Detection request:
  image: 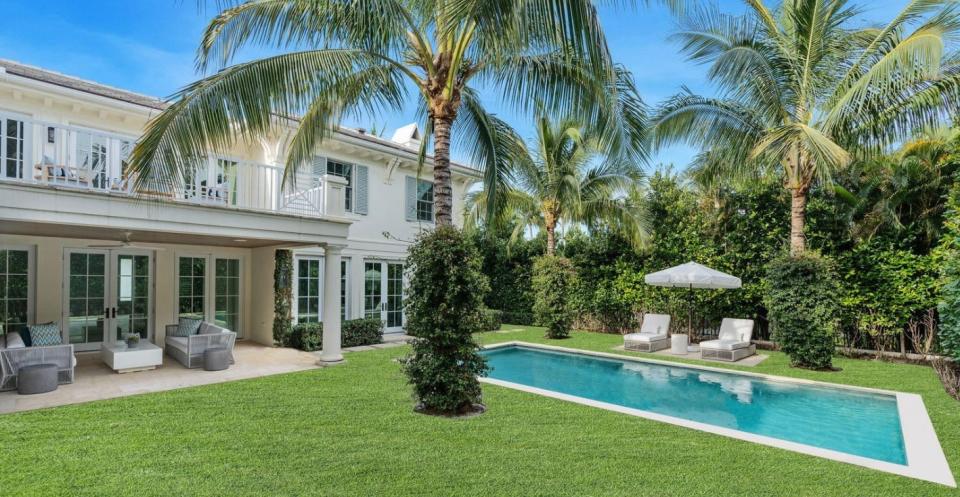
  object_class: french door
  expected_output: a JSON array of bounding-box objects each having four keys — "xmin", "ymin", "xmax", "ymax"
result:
[
  {"xmin": 363, "ymin": 261, "xmax": 404, "ymax": 333},
  {"xmin": 64, "ymin": 249, "xmax": 153, "ymax": 352},
  {"xmin": 183, "ymin": 157, "xmax": 239, "ymax": 204},
  {"xmin": 0, "ymin": 112, "xmax": 30, "ymax": 180},
  {"xmin": 176, "ymin": 255, "xmax": 242, "ymax": 334}
]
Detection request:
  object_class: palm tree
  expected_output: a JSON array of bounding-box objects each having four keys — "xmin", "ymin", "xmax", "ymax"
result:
[
  {"xmin": 834, "ymin": 128, "xmax": 960, "ymax": 252},
  {"xmin": 128, "ymin": 0, "xmax": 656, "ymax": 226},
  {"xmin": 466, "ymin": 115, "xmax": 649, "ymax": 255},
  {"xmin": 652, "ymin": 0, "xmax": 960, "ymax": 255}
]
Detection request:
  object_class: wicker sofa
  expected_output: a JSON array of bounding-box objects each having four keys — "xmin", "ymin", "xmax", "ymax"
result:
[
  {"xmin": 164, "ymin": 322, "xmax": 237, "ymax": 369},
  {"xmin": 0, "ymin": 331, "xmax": 76, "ymax": 391}
]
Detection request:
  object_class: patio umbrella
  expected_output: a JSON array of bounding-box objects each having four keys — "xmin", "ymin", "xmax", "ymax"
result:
[{"xmin": 644, "ymin": 262, "xmax": 741, "ymax": 337}]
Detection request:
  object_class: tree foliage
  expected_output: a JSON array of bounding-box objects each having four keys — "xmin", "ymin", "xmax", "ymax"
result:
[
  {"xmin": 938, "ymin": 176, "xmax": 960, "ymax": 361},
  {"xmin": 402, "ymin": 226, "xmax": 489, "ymax": 414}
]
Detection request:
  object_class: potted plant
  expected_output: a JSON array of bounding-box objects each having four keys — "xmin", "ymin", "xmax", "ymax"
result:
[{"xmin": 125, "ymin": 333, "xmax": 140, "ymax": 349}]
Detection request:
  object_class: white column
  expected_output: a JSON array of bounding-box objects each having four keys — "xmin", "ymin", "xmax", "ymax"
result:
[{"xmin": 319, "ymin": 244, "xmax": 345, "ymax": 363}]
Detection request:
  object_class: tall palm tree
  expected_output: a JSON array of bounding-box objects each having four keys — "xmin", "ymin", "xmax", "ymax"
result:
[
  {"xmin": 466, "ymin": 115, "xmax": 649, "ymax": 255},
  {"xmin": 652, "ymin": 0, "xmax": 960, "ymax": 255},
  {"xmin": 128, "ymin": 0, "xmax": 656, "ymax": 226}
]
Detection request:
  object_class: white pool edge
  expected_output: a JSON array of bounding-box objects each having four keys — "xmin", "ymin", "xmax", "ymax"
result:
[{"xmin": 480, "ymin": 341, "xmax": 956, "ymax": 487}]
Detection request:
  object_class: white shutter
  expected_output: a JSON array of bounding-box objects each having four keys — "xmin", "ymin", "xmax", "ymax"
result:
[
  {"xmin": 405, "ymin": 175, "xmax": 417, "ymax": 221},
  {"xmin": 354, "ymin": 165, "xmax": 369, "ymax": 215}
]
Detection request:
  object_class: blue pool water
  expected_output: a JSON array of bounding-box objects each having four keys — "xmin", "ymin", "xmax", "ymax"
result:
[{"xmin": 481, "ymin": 345, "xmax": 906, "ymax": 464}]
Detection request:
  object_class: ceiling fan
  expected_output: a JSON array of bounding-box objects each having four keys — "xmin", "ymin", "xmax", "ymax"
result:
[{"xmin": 88, "ymin": 231, "xmax": 166, "ymax": 251}]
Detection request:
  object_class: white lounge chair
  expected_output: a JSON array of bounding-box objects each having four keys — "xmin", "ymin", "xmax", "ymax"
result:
[
  {"xmin": 700, "ymin": 318, "xmax": 755, "ymax": 362},
  {"xmin": 623, "ymin": 314, "xmax": 671, "ymax": 352}
]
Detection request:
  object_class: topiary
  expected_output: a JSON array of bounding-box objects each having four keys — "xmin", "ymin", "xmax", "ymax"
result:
[
  {"xmin": 273, "ymin": 250, "xmax": 294, "ymax": 346},
  {"xmin": 764, "ymin": 253, "xmax": 840, "ymax": 369},
  {"xmin": 401, "ymin": 226, "xmax": 490, "ymax": 415},
  {"xmin": 532, "ymin": 255, "xmax": 578, "ymax": 339}
]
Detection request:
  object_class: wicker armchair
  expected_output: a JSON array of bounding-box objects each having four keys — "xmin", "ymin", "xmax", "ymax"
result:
[
  {"xmin": 164, "ymin": 322, "xmax": 237, "ymax": 369},
  {"xmin": 0, "ymin": 344, "xmax": 76, "ymax": 391}
]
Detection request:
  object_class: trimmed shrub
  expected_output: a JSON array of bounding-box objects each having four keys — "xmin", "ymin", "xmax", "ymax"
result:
[
  {"xmin": 289, "ymin": 318, "xmax": 385, "ymax": 352},
  {"xmin": 344, "ymin": 317, "xmax": 384, "ymax": 345},
  {"xmin": 501, "ymin": 311, "xmax": 534, "ymax": 325},
  {"xmin": 480, "ymin": 309, "xmax": 503, "ymax": 331},
  {"xmin": 401, "ymin": 226, "xmax": 490, "ymax": 415},
  {"xmin": 532, "ymin": 255, "xmax": 578, "ymax": 339},
  {"xmin": 290, "ymin": 322, "xmax": 322, "ymax": 351},
  {"xmin": 764, "ymin": 253, "xmax": 840, "ymax": 369}
]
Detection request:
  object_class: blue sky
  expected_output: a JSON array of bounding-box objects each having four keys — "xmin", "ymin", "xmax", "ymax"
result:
[{"xmin": 0, "ymin": 0, "xmax": 908, "ymax": 167}]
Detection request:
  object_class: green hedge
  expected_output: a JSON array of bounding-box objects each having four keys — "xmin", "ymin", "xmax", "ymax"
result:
[
  {"xmin": 533, "ymin": 255, "xmax": 578, "ymax": 339},
  {"xmin": 939, "ymin": 178, "xmax": 960, "ymax": 361},
  {"xmin": 289, "ymin": 317, "xmax": 384, "ymax": 352},
  {"xmin": 764, "ymin": 254, "xmax": 840, "ymax": 369},
  {"xmin": 480, "ymin": 309, "xmax": 503, "ymax": 331}
]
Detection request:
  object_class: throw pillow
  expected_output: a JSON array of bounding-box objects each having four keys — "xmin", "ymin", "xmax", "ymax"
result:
[
  {"xmin": 29, "ymin": 322, "xmax": 62, "ymax": 346},
  {"xmin": 172, "ymin": 317, "xmax": 203, "ymax": 337}
]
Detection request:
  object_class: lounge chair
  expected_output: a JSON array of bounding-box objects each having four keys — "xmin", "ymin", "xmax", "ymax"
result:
[
  {"xmin": 700, "ymin": 318, "xmax": 756, "ymax": 362},
  {"xmin": 623, "ymin": 314, "xmax": 671, "ymax": 352}
]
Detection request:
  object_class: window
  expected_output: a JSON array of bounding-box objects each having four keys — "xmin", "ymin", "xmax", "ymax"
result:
[
  {"xmin": 215, "ymin": 258, "xmax": 241, "ymax": 331},
  {"xmin": 3, "ymin": 118, "xmax": 26, "ymax": 180},
  {"xmin": 296, "ymin": 258, "xmax": 321, "ymax": 323},
  {"xmin": 340, "ymin": 259, "xmax": 350, "ymax": 321},
  {"xmin": 215, "ymin": 158, "xmax": 238, "ymax": 205},
  {"xmin": 178, "ymin": 257, "xmax": 206, "ymax": 319},
  {"xmin": 0, "ymin": 249, "xmax": 30, "ymax": 335},
  {"xmin": 326, "ymin": 160, "xmax": 353, "ymax": 212},
  {"xmin": 416, "ymin": 179, "xmax": 434, "ymax": 222}
]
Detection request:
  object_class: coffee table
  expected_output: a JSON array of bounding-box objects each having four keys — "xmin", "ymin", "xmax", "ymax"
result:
[{"xmin": 101, "ymin": 342, "xmax": 163, "ymax": 373}]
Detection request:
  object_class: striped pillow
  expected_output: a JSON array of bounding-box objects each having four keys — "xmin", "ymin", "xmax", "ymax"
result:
[
  {"xmin": 29, "ymin": 322, "xmax": 62, "ymax": 346},
  {"xmin": 171, "ymin": 317, "xmax": 203, "ymax": 337}
]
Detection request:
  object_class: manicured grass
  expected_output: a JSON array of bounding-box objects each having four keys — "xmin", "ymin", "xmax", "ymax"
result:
[{"xmin": 3, "ymin": 325, "xmax": 958, "ymax": 496}]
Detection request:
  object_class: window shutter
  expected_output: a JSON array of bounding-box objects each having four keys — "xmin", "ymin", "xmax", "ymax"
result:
[
  {"xmin": 309, "ymin": 155, "xmax": 326, "ymax": 188},
  {"xmin": 405, "ymin": 175, "xmax": 417, "ymax": 221},
  {"xmin": 354, "ymin": 165, "xmax": 369, "ymax": 215}
]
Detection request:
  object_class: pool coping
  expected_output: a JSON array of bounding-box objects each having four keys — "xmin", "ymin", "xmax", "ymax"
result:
[{"xmin": 480, "ymin": 341, "xmax": 955, "ymax": 487}]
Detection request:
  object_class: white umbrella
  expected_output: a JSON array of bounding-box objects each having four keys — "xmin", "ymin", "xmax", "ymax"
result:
[{"xmin": 644, "ymin": 261, "xmax": 741, "ymax": 336}]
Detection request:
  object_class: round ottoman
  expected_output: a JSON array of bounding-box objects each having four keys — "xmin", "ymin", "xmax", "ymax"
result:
[
  {"xmin": 18, "ymin": 363, "xmax": 59, "ymax": 395},
  {"xmin": 203, "ymin": 347, "xmax": 231, "ymax": 371}
]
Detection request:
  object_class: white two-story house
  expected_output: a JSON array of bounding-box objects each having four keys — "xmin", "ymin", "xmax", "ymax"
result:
[{"xmin": 0, "ymin": 59, "xmax": 478, "ymax": 360}]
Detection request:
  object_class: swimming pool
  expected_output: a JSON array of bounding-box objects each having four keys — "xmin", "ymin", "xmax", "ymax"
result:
[{"xmin": 479, "ymin": 343, "xmax": 955, "ymax": 486}]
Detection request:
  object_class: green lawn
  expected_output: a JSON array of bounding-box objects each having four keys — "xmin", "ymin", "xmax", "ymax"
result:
[{"xmin": 3, "ymin": 325, "xmax": 958, "ymax": 496}]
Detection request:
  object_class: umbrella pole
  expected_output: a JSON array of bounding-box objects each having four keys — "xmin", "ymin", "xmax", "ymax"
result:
[{"xmin": 687, "ymin": 284, "xmax": 693, "ymax": 341}]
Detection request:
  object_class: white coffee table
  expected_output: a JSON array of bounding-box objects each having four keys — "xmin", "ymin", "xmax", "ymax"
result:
[
  {"xmin": 101, "ymin": 342, "xmax": 163, "ymax": 373},
  {"xmin": 671, "ymin": 334, "xmax": 689, "ymax": 355}
]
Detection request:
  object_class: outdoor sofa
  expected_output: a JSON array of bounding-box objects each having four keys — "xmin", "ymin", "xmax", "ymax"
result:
[
  {"xmin": 164, "ymin": 320, "xmax": 237, "ymax": 369},
  {"xmin": 0, "ymin": 325, "xmax": 76, "ymax": 391}
]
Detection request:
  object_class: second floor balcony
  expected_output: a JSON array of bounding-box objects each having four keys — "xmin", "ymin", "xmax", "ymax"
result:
[{"xmin": 0, "ymin": 115, "xmax": 343, "ymax": 219}]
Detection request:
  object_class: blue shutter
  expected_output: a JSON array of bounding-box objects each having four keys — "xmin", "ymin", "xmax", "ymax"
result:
[
  {"xmin": 405, "ymin": 175, "xmax": 417, "ymax": 221},
  {"xmin": 354, "ymin": 165, "xmax": 368, "ymax": 215}
]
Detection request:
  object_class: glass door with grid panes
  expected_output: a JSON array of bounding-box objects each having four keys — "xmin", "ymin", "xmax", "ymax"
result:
[
  {"xmin": 177, "ymin": 255, "xmax": 242, "ymax": 334},
  {"xmin": 0, "ymin": 248, "xmax": 31, "ymax": 336},
  {"xmin": 363, "ymin": 261, "xmax": 404, "ymax": 333},
  {"xmin": 1, "ymin": 113, "xmax": 30, "ymax": 181},
  {"xmin": 64, "ymin": 249, "xmax": 153, "ymax": 352}
]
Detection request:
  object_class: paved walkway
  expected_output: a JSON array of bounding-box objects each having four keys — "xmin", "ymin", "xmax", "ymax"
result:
[
  {"xmin": 341, "ymin": 334, "xmax": 412, "ymax": 353},
  {"xmin": 0, "ymin": 342, "xmax": 321, "ymax": 414}
]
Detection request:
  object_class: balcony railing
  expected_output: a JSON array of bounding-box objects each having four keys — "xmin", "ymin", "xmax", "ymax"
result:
[{"xmin": 0, "ymin": 117, "xmax": 336, "ymax": 218}]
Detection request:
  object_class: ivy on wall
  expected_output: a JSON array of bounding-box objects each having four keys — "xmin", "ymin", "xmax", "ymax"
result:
[{"xmin": 273, "ymin": 249, "xmax": 293, "ymax": 346}]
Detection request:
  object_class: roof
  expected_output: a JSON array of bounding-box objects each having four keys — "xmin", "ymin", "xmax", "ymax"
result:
[
  {"xmin": 0, "ymin": 58, "xmax": 479, "ymax": 173},
  {"xmin": 0, "ymin": 58, "xmax": 167, "ymax": 110}
]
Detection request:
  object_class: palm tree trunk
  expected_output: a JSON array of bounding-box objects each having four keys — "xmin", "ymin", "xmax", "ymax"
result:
[
  {"xmin": 545, "ymin": 224, "xmax": 556, "ymax": 256},
  {"xmin": 431, "ymin": 115, "xmax": 455, "ymax": 226},
  {"xmin": 789, "ymin": 187, "xmax": 808, "ymax": 256}
]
